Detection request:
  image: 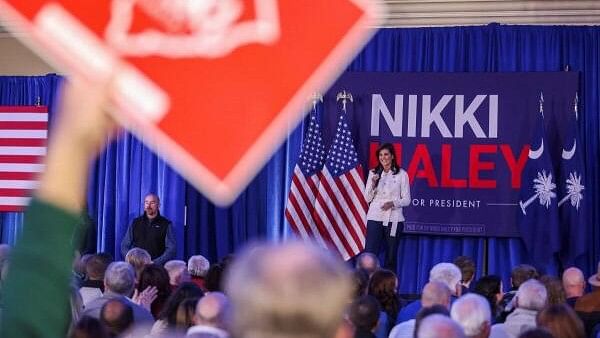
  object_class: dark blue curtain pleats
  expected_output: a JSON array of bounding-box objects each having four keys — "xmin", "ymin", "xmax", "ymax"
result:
[{"xmin": 1, "ymin": 24, "xmax": 599, "ymax": 294}]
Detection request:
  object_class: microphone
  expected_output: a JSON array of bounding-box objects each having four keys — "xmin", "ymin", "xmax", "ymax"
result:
[{"xmin": 372, "ymin": 167, "xmax": 382, "ymax": 188}]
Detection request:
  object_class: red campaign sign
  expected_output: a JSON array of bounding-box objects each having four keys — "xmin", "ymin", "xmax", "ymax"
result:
[{"xmin": 0, "ymin": 0, "xmax": 381, "ymax": 205}]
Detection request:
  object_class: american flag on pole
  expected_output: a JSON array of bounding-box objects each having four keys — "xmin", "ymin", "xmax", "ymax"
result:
[
  {"xmin": 0, "ymin": 106, "xmax": 48, "ymax": 211},
  {"xmin": 285, "ymin": 106, "xmax": 330, "ymax": 248},
  {"xmin": 313, "ymin": 101, "xmax": 367, "ymax": 260}
]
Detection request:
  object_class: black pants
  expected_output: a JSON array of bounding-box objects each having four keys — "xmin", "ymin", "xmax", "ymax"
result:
[{"xmin": 364, "ymin": 220, "xmax": 401, "ymax": 271}]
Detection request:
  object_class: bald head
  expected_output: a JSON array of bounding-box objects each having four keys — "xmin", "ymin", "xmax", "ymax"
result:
[
  {"xmin": 562, "ymin": 267, "xmax": 585, "ymax": 298},
  {"xmin": 100, "ymin": 298, "xmax": 134, "ymax": 337},
  {"xmin": 421, "ymin": 281, "xmax": 452, "ymax": 309},
  {"xmin": 194, "ymin": 292, "xmax": 229, "ymax": 329},
  {"xmin": 225, "ymin": 241, "xmax": 352, "ymax": 338},
  {"xmin": 356, "ymin": 253, "xmax": 380, "ymax": 275}
]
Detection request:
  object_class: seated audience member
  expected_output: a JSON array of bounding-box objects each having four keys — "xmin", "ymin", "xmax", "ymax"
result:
[
  {"xmin": 80, "ymin": 253, "xmax": 112, "ymax": 306},
  {"xmin": 83, "ymin": 262, "xmax": 154, "ymax": 325},
  {"xmin": 165, "ymin": 260, "xmax": 191, "ymax": 291},
  {"xmin": 397, "ymin": 262, "xmax": 462, "ymax": 323},
  {"xmin": 73, "ymin": 253, "xmax": 93, "ymax": 287},
  {"xmin": 575, "ymin": 262, "xmax": 600, "ymax": 311},
  {"xmin": 562, "ymin": 267, "xmax": 586, "ymax": 307},
  {"xmin": 413, "ymin": 305, "xmax": 451, "ymax": 338},
  {"xmin": 70, "ymin": 316, "xmax": 109, "ymax": 338},
  {"xmin": 205, "ymin": 263, "xmax": 225, "ymax": 292},
  {"xmin": 70, "ymin": 284, "xmax": 85, "ymax": 332},
  {"xmin": 451, "ymin": 293, "xmax": 508, "ymax": 338},
  {"xmin": 539, "ymin": 275, "xmax": 566, "ymax": 306},
  {"xmin": 575, "ymin": 263, "xmax": 600, "ymax": 335},
  {"xmin": 175, "ymin": 298, "xmax": 200, "ymax": 333},
  {"xmin": 356, "ymin": 252, "xmax": 380, "ymax": 276},
  {"xmin": 353, "ymin": 269, "xmax": 370, "ymax": 300},
  {"xmin": 454, "ymin": 256, "xmax": 476, "ymax": 295},
  {"xmin": 473, "ymin": 275, "xmax": 504, "ymax": 323},
  {"xmin": 151, "ymin": 282, "xmax": 204, "ymax": 336},
  {"xmin": 100, "ymin": 298, "xmax": 134, "ymax": 338},
  {"xmin": 348, "ymin": 295, "xmax": 380, "ymax": 338},
  {"xmin": 186, "ymin": 292, "xmax": 230, "ymax": 338},
  {"xmin": 125, "ymin": 248, "xmax": 152, "ymax": 282},
  {"xmin": 517, "ymin": 328, "xmax": 553, "ymax": 338},
  {"xmin": 417, "ymin": 314, "xmax": 465, "ymax": 338},
  {"xmin": 137, "ymin": 264, "xmax": 172, "ymax": 319},
  {"xmin": 367, "ymin": 269, "xmax": 401, "ymax": 336},
  {"xmin": 390, "ymin": 281, "xmax": 451, "ymax": 338},
  {"xmin": 188, "ymin": 255, "xmax": 210, "ymax": 291},
  {"xmin": 499, "ymin": 265, "xmax": 538, "ymax": 317},
  {"xmin": 536, "ymin": 304, "xmax": 585, "ymax": 338},
  {"xmin": 225, "ymin": 241, "xmax": 353, "ymax": 338},
  {"xmin": 493, "ymin": 279, "xmax": 547, "ymax": 338}
]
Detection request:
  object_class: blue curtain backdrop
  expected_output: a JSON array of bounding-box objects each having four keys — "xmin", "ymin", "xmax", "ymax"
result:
[{"xmin": 0, "ymin": 24, "xmax": 599, "ymax": 294}]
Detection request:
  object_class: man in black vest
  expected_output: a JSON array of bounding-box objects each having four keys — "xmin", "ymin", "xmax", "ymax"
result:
[{"xmin": 120, "ymin": 193, "xmax": 175, "ymax": 266}]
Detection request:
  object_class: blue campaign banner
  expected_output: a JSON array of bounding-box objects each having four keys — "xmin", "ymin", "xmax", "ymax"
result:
[{"xmin": 318, "ymin": 72, "xmax": 579, "ymax": 237}]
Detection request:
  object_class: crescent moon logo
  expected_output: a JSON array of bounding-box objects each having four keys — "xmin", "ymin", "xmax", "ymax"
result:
[
  {"xmin": 529, "ymin": 139, "xmax": 544, "ymax": 159},
  {"xmin": 562, "ymin": 139, "xmax": 576, "ymax": 160}
]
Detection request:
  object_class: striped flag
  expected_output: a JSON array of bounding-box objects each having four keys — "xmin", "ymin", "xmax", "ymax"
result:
[
  {"xmin": 285, "ymin": 108, "xmax": 329, "ymax": 248},
  {"xmin": 313, "ymin": 108, "xmax": 367, "ymax": 260},
  {"xmin": 0, "ymin": 106, "xmax": 48, "ymax": 211}
]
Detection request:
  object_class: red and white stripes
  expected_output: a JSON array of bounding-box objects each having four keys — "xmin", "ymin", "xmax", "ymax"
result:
[
  {"xmin": 0, "ymin": 106, "xmax": 48, "ymax": 211},
  {"xmin": 313, "ymin": 165, "xmax": 367, "ymax": 260}
]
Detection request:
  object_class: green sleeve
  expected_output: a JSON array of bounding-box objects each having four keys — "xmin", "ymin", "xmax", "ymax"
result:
[{"xmin": 0, "ymin": 198, "xmax": 80, "ymax": 338}]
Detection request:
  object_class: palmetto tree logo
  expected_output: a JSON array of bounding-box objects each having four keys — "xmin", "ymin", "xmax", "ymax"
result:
[
  {"xmin": 519, "ymin": 170, "xmax": 557, "ymax": 215},
  {"xmin": 105, "ymin": 0, "xmax": 281, "ymax": 58},
  {"xmin": 558, "ymin": 171, "xmax": 584, "ymax": 209}
]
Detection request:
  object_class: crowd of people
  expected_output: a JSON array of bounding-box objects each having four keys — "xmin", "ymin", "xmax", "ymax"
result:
[{"xmin": 2, "ymin": 239, "xmax": 600, "ymax": 338}]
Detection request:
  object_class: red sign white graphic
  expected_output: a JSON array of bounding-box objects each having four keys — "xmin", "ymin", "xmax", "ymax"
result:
[{"xmin": 0, "ymin": 0, "xmax": 382, "ymax": 205}]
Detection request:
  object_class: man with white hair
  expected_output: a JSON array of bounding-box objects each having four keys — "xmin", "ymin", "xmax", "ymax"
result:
[
  {"xmin": 563, "ymin": 267, "xmax": 585, "ymax": 307},
  {"xmin": 397, "ymin": 262, "xmax": 462, "ymax": 323},
  {"xmin": 188, "ymin": 255, "xmax": 210, "ymax": 291},
  {"xmin": 390, "ymin": 281, "xmax": 451, "ymax": 338},
  {"xmin": 492, "ymin": 279, "xmax": 547, "ymax": 338},
  {"xmin": 224, "ymin": 241, "xmax": 353, "ymax": 338},
  {"xmin": 164, "ymin": 259, "xmax": 190, "ymax": 290},
  {"xmin": 83, "ymin": 261, "xmax": 154, "ymax": 325},
  {"xmin": 451, "ymin": 293, "xmax": 509, "ymax": 338},
  {"xmin": 417, "ymin": 314, "xmax": 466, "ymax": 338},
  {"xmin": 186, "ymin": 292, "xmax": 230, "ymax": 338}
]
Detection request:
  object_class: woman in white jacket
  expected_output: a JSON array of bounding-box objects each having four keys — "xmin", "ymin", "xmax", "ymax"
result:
[{"xmin": 364, "ymin": 143, "xmax": 411, "ymax": 270}]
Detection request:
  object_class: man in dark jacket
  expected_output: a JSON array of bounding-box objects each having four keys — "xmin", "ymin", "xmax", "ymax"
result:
[{"xmin": 121, "ymin": 193, "xmax": 175, "ymax": 266}]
